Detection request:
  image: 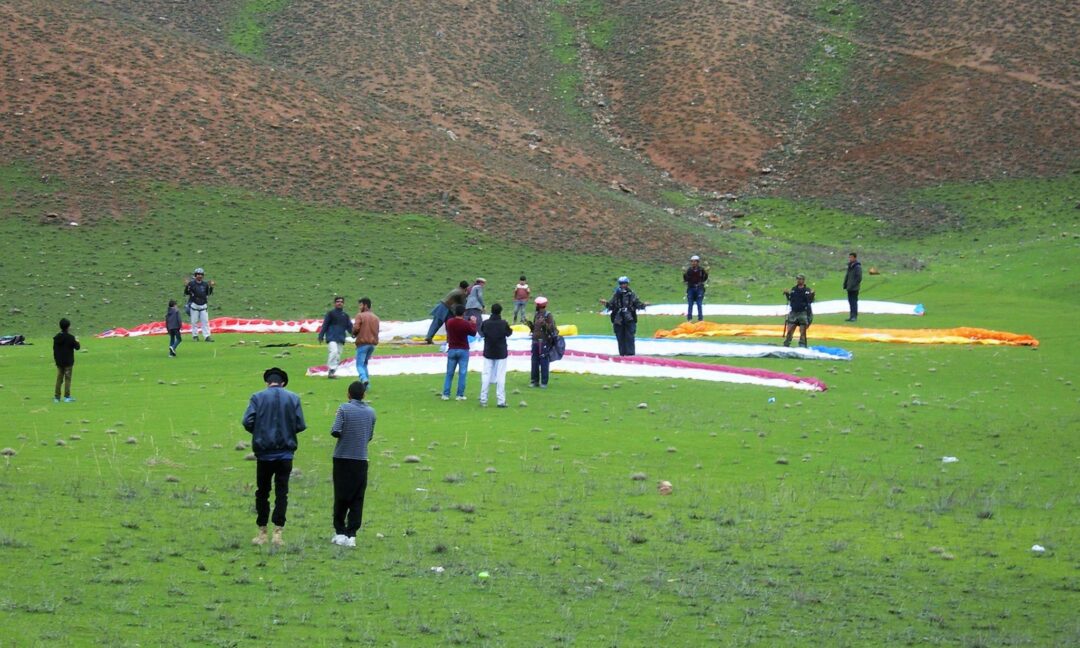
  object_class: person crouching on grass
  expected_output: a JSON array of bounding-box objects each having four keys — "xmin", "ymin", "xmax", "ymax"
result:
[
  {"xmin": 330, "ymin": 381, "xmax": 376, "ymax": 547},
  {"xmin": 243, "ymin": 367, "xmax": 307, "ymax": 547}
]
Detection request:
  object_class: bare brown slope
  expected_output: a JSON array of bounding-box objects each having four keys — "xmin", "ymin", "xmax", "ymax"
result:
[
  {"xmin": 779, "ymin": 0, "xmax": 1079, "ymax": 196},
  {"xmin": 0, "ymin": 0, "xmax": 702, "ymax": 259},
  {"xmin": 595, "ymin": 0, "xmax": 1078, "ymax": 195}
]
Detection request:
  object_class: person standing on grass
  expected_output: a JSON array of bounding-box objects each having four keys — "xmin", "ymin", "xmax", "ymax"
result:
[
  {"xmin": 166, "ymin": 299, "xmax": 183, "ymax": 357},
  {"xmin": 425, "ymin": 280, "xmax": 469, "ymax": 344},
  {"xmin": 441, "ymin": 304, "xmax": 477, "ymax": 400},
  {"xmin": 526, "ymin": 296, "xmax": 556, "ymax": 388},
  {"xmin": 843, "ymin": 252, "xmax": 863, "ymax": 322},
  {"xmin": 479, "ymin": 303, "xmax": 513, "ymax": 407},
  {"xmin": 600, "ymin": 276, "xmax": 648, "ymax": 356},
  {"xmin": 464, "ymin": 277, "xmax": 486, "ymax": 336},
  {"xmin": 52, "ymin": 317, "xmax": 80, "ymax": 403},
  {"xmin": 783, "ymin": 274, "xmax": 815, "ymax": 348},
  {"xmin": 330, "ymin": 380, "xmax": 375, "ymax": 548},
  {"xmin": 318, "ymin": 296, "xmax": 352, "ymax": 379},
  {"xmin": 683, "ymin": 255, "xmax": 709, "ymax": 321},
  {"xmin": 243, "ymin": 367, "xmax": 307, "ymax": 547},
  {"xmin": 512, "ymin": 275, "xmax": 530, "ymax": 324},
  {"xmin": 184, "ymin": 267, "xmax": 215, "ymax": 342},
  {"xmin": 352, "ymin": 297, "xmax": 380, "ymax": 387}
]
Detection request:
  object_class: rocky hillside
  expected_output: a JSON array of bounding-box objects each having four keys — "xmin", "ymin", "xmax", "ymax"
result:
[{"xmin": 2, "ymin": 0, "xmax": 1076, "ymax": 254}]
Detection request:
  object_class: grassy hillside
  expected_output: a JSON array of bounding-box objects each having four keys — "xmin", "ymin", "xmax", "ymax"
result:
[{"xmin": 0, "ymin": 174, "xmax": 1077, "ymax": 644}]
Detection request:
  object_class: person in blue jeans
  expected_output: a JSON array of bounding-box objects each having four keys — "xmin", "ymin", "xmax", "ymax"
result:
[
  {"xmin": 683, "ymin": 255, "xmax": 709, "ymax": 321},
  {"xmin": 441, "ymin": 305, "xmax": 476, "ymax": 400},
  {"xmin": 352, "ymin": 297, "xmax": 380, "ymax": 386}
]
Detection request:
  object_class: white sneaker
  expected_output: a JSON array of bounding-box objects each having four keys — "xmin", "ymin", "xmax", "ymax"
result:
[
  {"xmin": 331, "ymin": 534, "xmax": 348, "ymax": 546},
  {"xmin": 346, "ymin": 536, "xmax": 356, "ymax": 548},
  {"xmin": 441, "ymin": 394, "xmax": 450, "ymax": 401},
  {"xmin": 456, "ymin": 396, "xmax": 467, "ymax": 401}
]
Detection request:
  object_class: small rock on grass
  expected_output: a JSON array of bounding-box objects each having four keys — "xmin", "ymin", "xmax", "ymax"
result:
[
  {"xmin": 775, "ymin": 457, "xmax": 789, "ymax": 465},
  {"xmin": 125, "ymin": 436, "xmax": 138, "ymax": 445},
  {"xmin": 0, "ymin": 447, "xmax": 15, "ymax": 456},
  {"xmin": 403, "ymin": 455, "xmax": 421, "ymax": 463}
]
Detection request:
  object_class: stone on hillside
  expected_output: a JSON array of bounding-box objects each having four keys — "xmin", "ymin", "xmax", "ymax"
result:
[
  {"xmin": 1, "ymin": 447, "xmax": 16, "ymax": 456},
  {"xmin": 403, "ymin": 455, "xmax": 422, "ymax": 463},
  {"xmin": 521, "ymin": 130, "xmax": 543, "ymax": 142}
]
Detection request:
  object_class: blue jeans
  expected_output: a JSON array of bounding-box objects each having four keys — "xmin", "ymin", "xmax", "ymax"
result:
[
  {"xmin": 513, "ymin": 300, "xmax": 527, "ymax": 323},
  {"xmin": 168, "ymin": 329, "xmax": 182, "ymax": 351},
  {"xmin": 355, "ymin": 344, "xmax": 374, "ymax": 384},
  {"xmin": 443, "ymin": 348, "xmax": 470, "ymax": 397},
  {"xmin": 847, "ymin": 291, "xmax": 859, "ymax": 320},
  {"xmin": 426, "ymin": 303, "xmax": 450, "ymax": 340},
  {"xmin": 687, "ymin": 285, "xmax": 705, "ymax": 321},
  {"xmin": 530, "ymin": 340, "xmax": 549, "ymax": 385}
]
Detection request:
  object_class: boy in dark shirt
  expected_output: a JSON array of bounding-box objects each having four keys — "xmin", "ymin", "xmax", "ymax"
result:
[
  {"xmin": 166, "ymin": 299, "xmax": 183, "ymax": 357},
  {"xmin": 52, "ymin": 318, "xmax": 81, "ymax": 402}
]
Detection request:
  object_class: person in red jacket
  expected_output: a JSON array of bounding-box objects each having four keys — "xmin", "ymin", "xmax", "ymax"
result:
[{"xmin": 441, "ymin": 305, "xmax": 477, "ymax": 400}]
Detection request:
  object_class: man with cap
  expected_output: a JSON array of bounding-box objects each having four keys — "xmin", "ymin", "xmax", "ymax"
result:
[
  {"xmin": 525, "ymin": 296, "xmax": 557, "ymax": 388},
  {"xmin": 184, "ymin": 268, "xmax": 215, "ymax": 342},
  {"xmin": 243, "ymin": 367, "xmax": 307, "ymax": 547},
  {"xmin": 318, "ymin": 297, "xmax": 352, "ymax": 379},
  {"xmin": 464, "ymin": 277, "xmax": 486, "ymax": 336},
  {"xmin": 783, "ymin": 274, "xmax": 816, "ymax": 348},
  {"xmin": 600, "ymin": 277, "xmax": 648, "ymax": 356},
  {"xmin": 683, "ymin": 255, "xmax": 709, "ymax": 321}
]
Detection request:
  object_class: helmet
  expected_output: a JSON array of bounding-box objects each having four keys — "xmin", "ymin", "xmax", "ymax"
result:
[
  {"xmin": 617, "ymin": 276, "xmax": 630, "ymax": 284},
  {"xmin": 193, "ymin": 267, "xmax": 205, "ymax": 275}
]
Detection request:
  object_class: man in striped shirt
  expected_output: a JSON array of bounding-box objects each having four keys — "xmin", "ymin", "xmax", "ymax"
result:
[{"xmin": 330, "ymin": 381, "xmax": 376, "ymax": 547}]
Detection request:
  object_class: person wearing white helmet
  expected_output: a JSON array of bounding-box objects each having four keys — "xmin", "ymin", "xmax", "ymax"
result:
[
  {"xmin": 184, "ymin": 268, "xmax": 215, "ymax": 341},
  {"xmin": 683, "ymin": 255, "xmax": 709, "ymax": 321},
  {"xmin": 599, "ymin": 276, "xmax": 648, "ymax": 356}
]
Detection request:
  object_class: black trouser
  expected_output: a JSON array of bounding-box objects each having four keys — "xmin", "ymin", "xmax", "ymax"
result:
[
  {"xmin": 847, "ymin": 290, "xmax": 859, "ymax": 319},
  {"xmin": 333, "ymin": 458, "xmax": 369, "ymax": 537},
  {"xmin": 255, "ymin": 459, "xmax": 292, "ymax": 527},
  {"xmin": 613, "ymin": 321, "xmax": 637, "ymax": 356}
]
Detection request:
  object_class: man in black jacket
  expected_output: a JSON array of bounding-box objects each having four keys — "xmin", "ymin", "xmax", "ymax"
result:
[
  {"xmin": 52, "ymin": 318, "xmax": 80, "ymax": 402},
  {"xmin": 843, "ymin": 252, "xmax": 863, "ymax": 322},
  {"xmin": 242, "ymin": 367, "xmax": 307, "ymax": 547},
  {"xmin": 479, "ymin": 303, "xmax": 513, "ymax": 407},
  {"xmin": 600, "ymin": 277, "xmax": 648, "ymax": 356}
]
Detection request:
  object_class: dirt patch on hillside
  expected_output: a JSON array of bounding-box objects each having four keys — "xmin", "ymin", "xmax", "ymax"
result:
[{"xmin": 0, "ymin": 1, "xmax": 706, "ymax": 261}]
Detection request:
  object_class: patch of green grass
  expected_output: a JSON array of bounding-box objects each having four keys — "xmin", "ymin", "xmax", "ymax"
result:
[
  {"xmin": 228, "ymin": 0, "xmax": 288, "ymax": 57},
  {"xmin": 547, "ymin": 0, "xmax": 618, "ymax": 120},
  {"xmin": 793, "ymin": 1, "xmax": 861, "ymax": 121},
  {"xmin": 660, "ymin": 190, "xmax": 704, "ymax": 209}
]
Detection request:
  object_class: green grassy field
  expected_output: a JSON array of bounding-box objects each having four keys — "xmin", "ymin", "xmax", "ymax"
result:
[{"xmin": 1, "ymin": 169, "xmax": 1078, "ymax": 645}]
